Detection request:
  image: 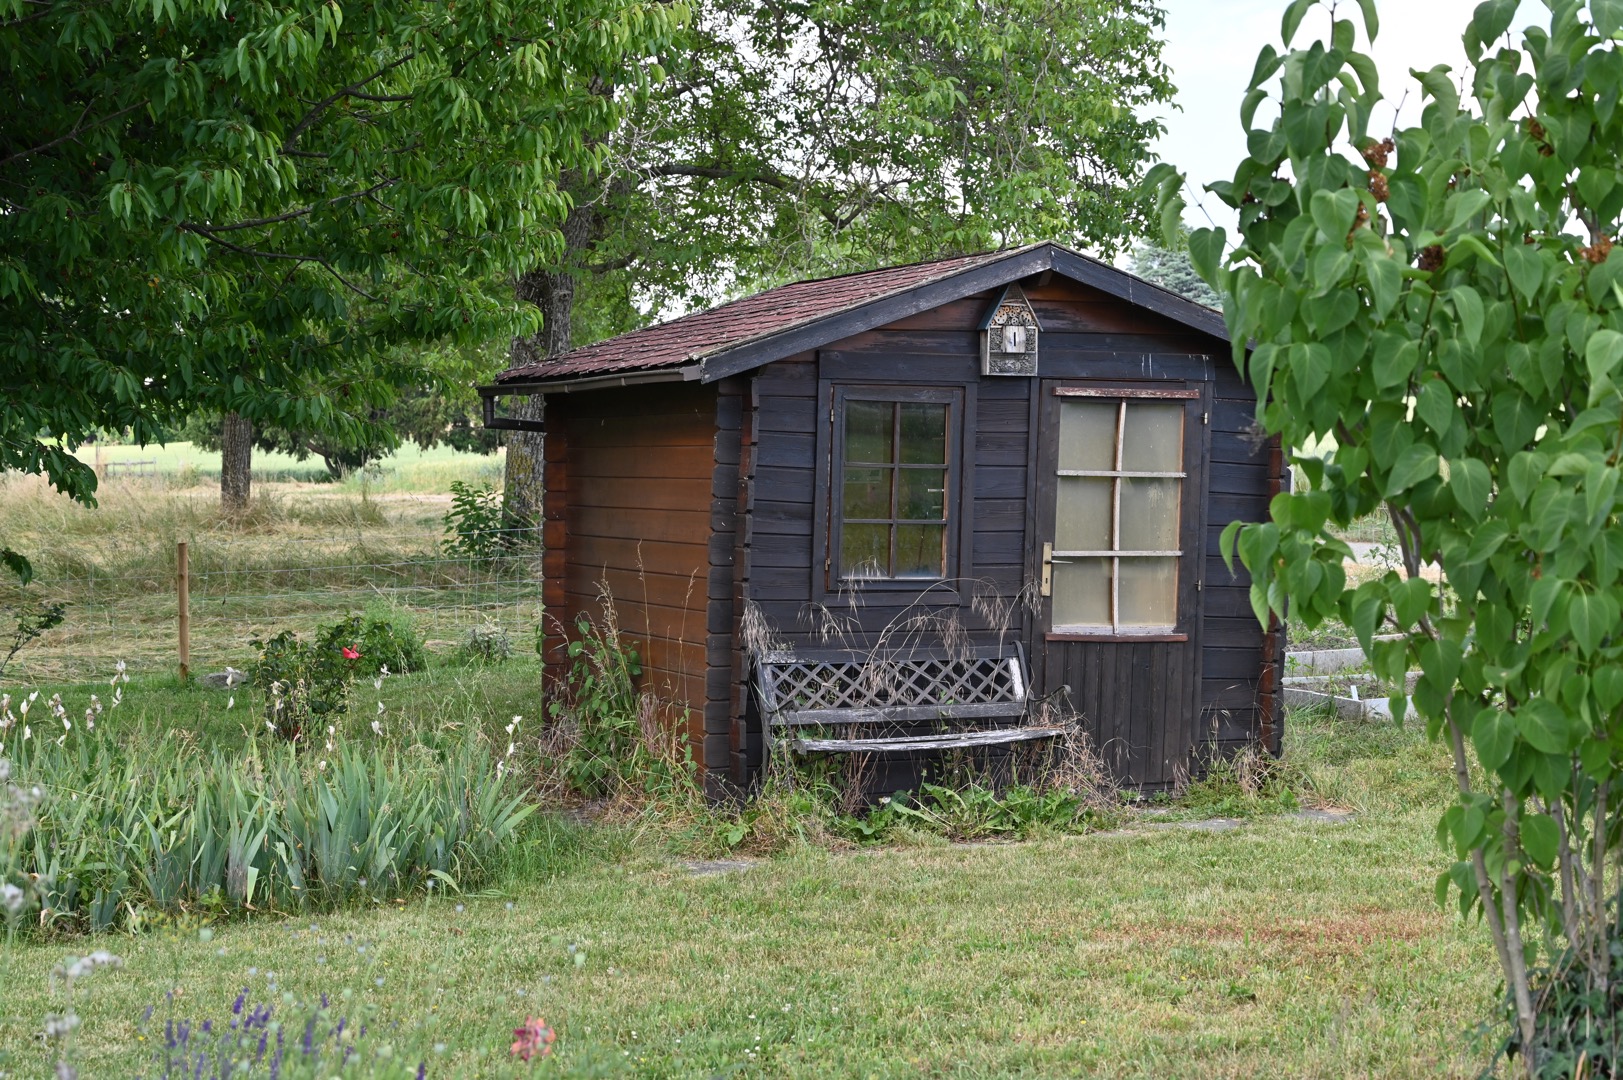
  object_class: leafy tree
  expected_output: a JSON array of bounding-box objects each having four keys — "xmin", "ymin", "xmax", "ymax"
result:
[
  {"xmin": 1, "ymin": 0, "xmax": 683, "ymax": 536},
  {"xmin": 1149, "ymin": 0, "xmax": 1623, "ymax": 1065},
  {"xmin": 182, "ymin": 341, "xmax": 503, "ymax": 481},
  {"xmin": 1127, "ymin": 232, "xmax": 1222, "ymax": 308},
  {"xmin": 501, "ymin": 0, "xmax": 1177, "ymax": 521}
]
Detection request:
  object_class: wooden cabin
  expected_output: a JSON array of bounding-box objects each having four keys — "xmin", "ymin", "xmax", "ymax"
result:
[{"xmin": 482, "ymin": 242, "xmax": 1285, "ymax": 797}]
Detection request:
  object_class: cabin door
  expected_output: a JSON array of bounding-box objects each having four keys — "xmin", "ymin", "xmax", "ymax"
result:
[{"xmin": 1029, "ymin": 381, "xmax": 1207, "ymax": 786}]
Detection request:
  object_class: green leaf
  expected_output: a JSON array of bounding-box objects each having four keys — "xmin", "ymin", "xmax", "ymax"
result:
[
  {"xmin": 1311, "ymin": 189, "xmax": 1359, "ymax": 242},
  {"xmin": 1372, "ymin": 337, "xmax": 1420, "ymax": 390},
  {"xmin": 1449, "ymin": 457, "xmax": 1491, "ymax": 520},
  {"xmin": 1282, "ymin": 0, "xmax": 1317, "ymax": 46},
  {"xmin": 1520, "ymin": 813, "xmax": 1559, "ymax": 866},
  {"xmin": 1386, "ymin": 444, "xmax": 1440, "ymax": 496},
  {"xmin": 1416, "ymin": 380, "xmax": 1456, "ymax": 434},
  {"xmin": 1356, "ymin": 0, "xmax": 1379, "ymax": 41},
  {"xmin": 1445, "ymin": 189, "xmax": 1492, "ymax": 230},
  {"xmin": 1569, "ymin": 587, "xmax": 1618, "ymax": 655},
  {"xmin": 1473, "ymin": 708, "xmax": 1516, "ymax": 770},
  {"xmin": 1595, "ymin": 0, "xmax": 1623, "ymax": 38},
  {"xmin": 1519, "ymin": 698, "xmax": 1581, "ymax": 755},
  {"xmin": 1219, "ymin": 518, "xmax": 1244, "ymax": 575},
  {"xmin": 1363, "ymin": 250, "xmax": 1401, "ymax": 318},
  {"xmin": 1451, "ymin": 286, "xmax": 1484, "ymax": 345},
  {"xmin": 1493, "ymin": 392, "xmax": 1541, "ymax": 451},
  {"xmin": 1474, "ymin": 0, "xmax": 1519, "ymax": 43},
  {"xmin": 1505, "ymin": 243, "xmax": 1545, "ymax": 303},
  {"xmin": 1187, "ymin": 228, "xmax": 1226, "ymax": 286},
  {"xmin": 1390, "ymin": 576, "xmax": 1433, "ymax": 628},
  {"xmin": 1587, "ymin": 328, "xmax": 1623, "ymax": 384},
  {"xmin": 1596, "ymin": 667, "xmax": 1623, "ymax": 712}
]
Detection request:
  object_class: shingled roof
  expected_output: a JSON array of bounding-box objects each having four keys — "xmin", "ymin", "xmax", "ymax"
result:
[{"xmin": 492, "ymin": 241, "xmax": 1226, "ymax": 390}]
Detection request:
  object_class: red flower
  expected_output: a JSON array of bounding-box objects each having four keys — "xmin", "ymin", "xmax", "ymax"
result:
[
  {"xmin": 341, "ymin": 646, "xmax": 360, "ymax": 660},
  {"xmin": 510, "ymin": 1017, "xmax": 555, "ymax": 1062}
]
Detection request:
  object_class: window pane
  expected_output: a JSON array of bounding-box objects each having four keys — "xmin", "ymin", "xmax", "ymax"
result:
[
  {"xmin": 894, "ymin": 524, "xmax": 945, "ymax": 578},
  {"xmin": 1052, "ymin": 558, "xmax": 1111, "ymax": 627},
  {"xmin": 897, "ymin": 468, "xmax": 946, "ymax": 521},
  {"xmin": 1121, "ymin": 403, "xmax": 1184, "ymax": 472},
  {"xmin": 1119, "ymin": 478, "xmax": 1180, "ymax": 552},
  {"xmin": 1055, "ymin": 477, "xmax": 1112, "ymax": 551},
  {"xmin": 1118, "ymin": 557, "xmax": 1177, "ymax": 627},
  {"xmin": 841, "ymin": 523, "xmax": 889, "ymax": 579},
  {"xmin": 1058, "ymin": 400, "xmax": 1118, "ymax": 471},
  {"xmin": 843, "ymin": 468, "xmax": 891, "ymax": 519},
  {"xmin": 845, "ymin": 400, "xmax": 893, "ymax": 464},
  {"xmin": 898, "ymin": 402, "xmax": 948, "ymax": 464}
]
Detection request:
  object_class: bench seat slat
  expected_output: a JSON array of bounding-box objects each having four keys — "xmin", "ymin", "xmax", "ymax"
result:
[{"xmin": 792, "ymin": 727, "xmax": 1065, "ymax": 754}]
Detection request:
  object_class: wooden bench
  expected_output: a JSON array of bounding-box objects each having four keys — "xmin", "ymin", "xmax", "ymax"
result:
[{"xmin": 752, "ymin": 644, "xmax": 1064, "ymax": 754}]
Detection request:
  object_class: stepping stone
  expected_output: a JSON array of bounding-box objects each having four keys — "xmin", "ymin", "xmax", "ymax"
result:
[
  {"xmin": 1137, "ymin": 817, "xmax": 1247, "ymax": 833},
  {"xmin": 1292, "ymin": 809, "xmax": 1357, "ymax": 824},
  {"xmin": 681, "ymin": 859, "xmax": 758, "ymax": 876}
]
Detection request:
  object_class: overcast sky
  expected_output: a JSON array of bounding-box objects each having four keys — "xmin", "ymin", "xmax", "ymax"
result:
[{"xmin": 1151, "ymin": 0, "xmax": 1542, "ymax": 231}]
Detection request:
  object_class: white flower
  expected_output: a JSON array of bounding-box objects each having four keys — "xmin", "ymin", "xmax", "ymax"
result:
[
  {"xmin": 0, "ymin": 882, "xmax": 24, "ymax": 914},
  {"xmin": 371, "ymin": 719, "xmax": 383, "ymax": 737},
  {"xmin": 266, "ymin": 720, "xmax": 276, "ymax": 732},
  {"xmin": 22, "ymin": 725, "xmax": 30, "ymax": 741},
  {"xmin": 506, "ymin": 742, "xmax": 515, "ymax": 758},
  {"xmin": 376, "ymin": 701, "xmax": 384, "ymax": 715},
  {"xmin": 227, "ymin": 696, "xmax": 235, "ymax": 710},
  {"xmin": 511, "ymin": 714, "xmax": 522, "ymax": 726},
  {"xmin": 318, "ymin": 760, "xmax": 327, "ymax": 771}
]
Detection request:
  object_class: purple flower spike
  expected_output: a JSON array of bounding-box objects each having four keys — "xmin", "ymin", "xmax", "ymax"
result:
[
  {"xmin": 320, "ymin": 992, "xmax": 329, "ymax": 1009},
  {"xmin": 233, "ymin": 989, "xmax": 247, "ymax": 1015},
  {"xmin": 416, "ymin": 1063, "xmax": 427, "ymax": 1080}
]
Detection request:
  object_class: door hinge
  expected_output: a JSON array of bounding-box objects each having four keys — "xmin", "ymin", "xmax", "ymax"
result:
[
  {"xmin": 829, "ymin": 403, "xmax": 835, "ymax": 423},
  {"xmin": 1202, "ymin": 410, "xmax": 1209, "ymax": 425},
  {"xmin": 1196, "ymin": 579, "xmax": 1204, "ymax": 593}
]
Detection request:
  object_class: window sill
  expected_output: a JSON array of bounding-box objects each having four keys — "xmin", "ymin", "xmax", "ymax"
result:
[
  {"xmin": 827, "ymin": 579, "xmax": 962, "ymax": 606},
  {"xmin": 1044, "ymin": 632, "xmax": 1187, "ymax": 643}
]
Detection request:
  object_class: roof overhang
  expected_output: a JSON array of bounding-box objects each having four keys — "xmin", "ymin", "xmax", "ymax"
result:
[
  {"xmin": 477, "ymin": 365, "xmax": 702, "ymax": 430},
  {"xmin": 483, "ymin": 242, "xmax": 1230, "ymax": 402}
]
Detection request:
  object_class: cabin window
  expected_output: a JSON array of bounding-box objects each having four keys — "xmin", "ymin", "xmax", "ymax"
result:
[
  {"xmin": 830, "ymin": 386, "xmax": 961, "ymax": 583},
  {"xmin": 1051, "ymin": 398, "xmax": 1184, "ymax": 632}
]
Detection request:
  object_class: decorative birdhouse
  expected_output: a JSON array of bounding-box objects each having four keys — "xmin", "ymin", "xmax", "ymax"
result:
[{"xmin": 979, "ymin": 284, "xmax": 1040, "ymax": 376}]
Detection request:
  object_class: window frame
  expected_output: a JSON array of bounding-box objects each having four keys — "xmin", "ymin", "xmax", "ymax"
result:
[
  {"xmin": 815, "ymin": 381, "xmax": 969, "ymax": 600},
  {"xmin": 1039, "ymin": 383, "xmax": 1205, "ymax": 642}
]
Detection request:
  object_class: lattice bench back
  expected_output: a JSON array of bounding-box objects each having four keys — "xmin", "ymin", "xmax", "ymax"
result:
[{"xmin": 754, "ymin": 644, "xmax": 1029, "ymax": 734}]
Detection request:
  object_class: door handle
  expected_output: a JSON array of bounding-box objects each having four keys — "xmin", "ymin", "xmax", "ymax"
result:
[{"xmin": 1040, "ymin": 542, "xmax": 1053, "ymax": 597}]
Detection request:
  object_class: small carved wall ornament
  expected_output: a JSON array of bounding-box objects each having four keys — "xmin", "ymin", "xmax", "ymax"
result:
[{"xmin": 979, "ymin": 283, "xmax": 1040, "ymax": 376}]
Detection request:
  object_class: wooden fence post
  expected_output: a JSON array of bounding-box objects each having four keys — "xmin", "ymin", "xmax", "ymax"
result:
[{"xmin": 177, "ymin": 540, "xmax": 190, "ymax": 681}]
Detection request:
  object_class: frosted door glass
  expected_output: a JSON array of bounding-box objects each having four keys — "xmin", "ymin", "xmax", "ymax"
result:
[
  {"xmin": 1119, "ymin": 478, "xmax": 1180, "ymax": 551},
  {"xmin": 1052, "ymin": 559, "xmax": 1111, "ymax": 627},
  {"xmin": 1055, "ymin": 477, "xmax": 1112, "ymax": 551},
  {"xmin": 1058, "ymin": 401, "xmax": 1118, "ymax": 470},
  {"xmin": 1118, "ymin": 557, "xmax": 1177, "ymax": 627},
  {"xmin": 1121, "ymin": 403, "xmax": 1183, "ymax": 472}
]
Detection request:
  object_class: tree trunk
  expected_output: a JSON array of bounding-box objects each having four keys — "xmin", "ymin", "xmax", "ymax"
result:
[
  {"xmin": 503, "ymin": 204, "xmax": 592, "ymax": 535},
  {"xmin": 220, "ymin": 411, "xmax": 254, "ymax": 515}
]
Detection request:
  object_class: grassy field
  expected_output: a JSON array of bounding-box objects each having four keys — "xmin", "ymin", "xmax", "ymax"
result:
[
  {"xmin": 0, "ymin": 704, "xmax": 1502, "ymax": 1078},
  {"xmin": 0, "ymin": 454, "xmax": 535, "ymax": 684}
]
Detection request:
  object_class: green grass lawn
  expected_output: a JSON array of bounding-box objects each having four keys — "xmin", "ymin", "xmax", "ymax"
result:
[{"xmin": 0, "ymin": 708, "xmax": 1503, "ymax": 1078}]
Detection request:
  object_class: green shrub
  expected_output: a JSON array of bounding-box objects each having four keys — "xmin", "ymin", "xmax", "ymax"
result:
[
  {"xmin": 442, "ymin": 480, "xmax": 507, "ymax": 563},
  {"xmin": 339, "ymin": 608, "xmax": 428, "ymax": 675},
  {"xmin": 543, "ymin": 613, "xmax": 694, "ymax": 799},
  {"xmin": 250, "ymin": 612, "xmax": 426, "ymax": 740},
  {"xmin": 249, "ymin": 628, "xmax": 359, "ymax": 741},
  {"xmin": 457, "ymin": 620, "xmax": 513, "ymax": 665}
]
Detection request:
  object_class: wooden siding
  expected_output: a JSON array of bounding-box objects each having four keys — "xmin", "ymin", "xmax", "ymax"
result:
[
  {"xmin": 542, "ymin": 382, "xmax": 721, "ymax": 769},
  {"xmin": 737, "ymin": 275, "xmax": 1280, "ymax": 786}
]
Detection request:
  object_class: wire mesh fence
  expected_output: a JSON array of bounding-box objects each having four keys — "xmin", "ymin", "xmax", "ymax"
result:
[{"xmin": 0, "ymin": 527, "xmax": 545, "ymax": 685}]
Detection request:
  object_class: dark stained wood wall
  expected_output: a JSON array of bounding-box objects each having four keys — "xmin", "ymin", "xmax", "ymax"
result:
[
  {"xmin": 732, "ymin": 275, "xmax": 1280, "ymax": 784},
  {"xmin": 541, "ymin": 382, "xmax": 723, "ymax": 774}
]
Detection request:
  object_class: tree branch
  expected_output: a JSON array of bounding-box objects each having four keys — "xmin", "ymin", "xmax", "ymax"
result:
[
  {"xmin": 194, "ymin": 178, "xmax": 397, "ymax": 232},
  {"xmin": 0, "ymin": 99, "xmax": 148, "ymax": 171},
  {"xmin": 283, "ymin": 53, "xmax": 417, "ymax": 152},
  {"xmin": 179, "ymin": 224, "xmax": 380, "ymax": 301}
]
